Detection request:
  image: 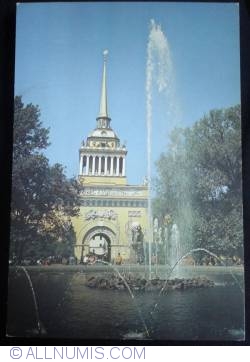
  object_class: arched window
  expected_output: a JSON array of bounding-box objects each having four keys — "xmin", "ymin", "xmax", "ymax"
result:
[
  {"xmin": 101, "ymin": 156, "xmax": 105, "ymax": 174},
  {"xmin": 113, "ymin": 157, "xmax": 117, "ymax": 175},
  {"xmin": 107, "ymin": 157, "xmax": 111, "ymax": 175},
  {"xmin": 95, "ymin": 156, "xmax": 99, "ymax": 174},
  {"xmin": 119, "ymin": 157, "xmax": 123, "ymax": 175},
  {"xmin": 82, "ymin": 156, "xmax": 87, "ymax": 175},
  {"xmin": 89, "ymin": 156, "xmax": 93, "ymax": 174}
]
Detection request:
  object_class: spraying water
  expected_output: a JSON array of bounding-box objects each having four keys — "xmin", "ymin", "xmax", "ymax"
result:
[
  {"xmin": 150, "ymin": 247, "xmax": 244, "ymax": 317},
  {"xmin": 17, "ymin": 266, "xmax": 44, "ymax": 335},
  {"xmin": 146, "ymin": 19, "xmax": 175, "ymax": 279},
  {"xmin": 170, "ymin": 223, "xmax": 181, "ymax": 267},
  {"xmin": 87, "ymin": 259, "xmax": 150, "ymax": 338},
  {"xmin": 166, "ymin": 248, "xmax": 244, "ymax": 294}
]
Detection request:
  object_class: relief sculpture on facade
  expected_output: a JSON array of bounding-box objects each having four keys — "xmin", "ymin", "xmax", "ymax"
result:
[
  {"xmin": 85, "ymin": 209, "xmax": 117, "ymax": 220},
  {"xmin": 80, "ymin": 188, "xmax": 142, "ymax": 197}
]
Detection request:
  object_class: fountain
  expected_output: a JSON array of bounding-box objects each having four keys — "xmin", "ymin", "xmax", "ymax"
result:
[
  {"xmin": 146, "ymin": 19, "xmax": 186, "ymax": 276},
  {"xmin": 86, "ymin": 260, "xmax": 150, "ymax": 338},
  {"xmin": 19, "ymin": 266, "xmax": 43, "ymax": 335},
  {"xmin": 7, "ymin": 266, "xmax": 46, "ymax": 337},
  {"xmin": 170, "ymin": 224, "xmax": 181, "ymax": 267}
]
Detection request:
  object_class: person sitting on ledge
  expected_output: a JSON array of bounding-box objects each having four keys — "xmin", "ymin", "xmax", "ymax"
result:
[{"xmin": 115, "ymin": 253, "xmax": 123, "ymax": 265}]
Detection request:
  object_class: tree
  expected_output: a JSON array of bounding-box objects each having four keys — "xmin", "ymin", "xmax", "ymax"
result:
[
  {"xmin": 153, "ymin": 105, "xmax": 243, "ymax": 259},
  {"xmin": 10, "ymin": 96, "xmax": 80, "ymax": 262}
]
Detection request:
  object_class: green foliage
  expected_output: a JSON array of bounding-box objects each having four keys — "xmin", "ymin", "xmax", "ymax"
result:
[
  {"xmin": 153, "ymin": 105, "xmax": 243, "ymax": 258},
  {"xmin": 10, "ymin": 97, "xmax": 80, "ymax": 261}
]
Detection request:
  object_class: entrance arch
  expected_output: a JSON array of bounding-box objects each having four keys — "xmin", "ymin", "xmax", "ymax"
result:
[
  {"xmin": 82, "ymin": 226, "xmax": 116, "ymax": 263},
  {"xmin": 89, "ymin": 233, "xmax": 111, "ymax": 261}
]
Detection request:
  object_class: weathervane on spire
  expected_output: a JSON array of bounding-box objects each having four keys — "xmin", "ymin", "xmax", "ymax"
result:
[{"xmin": 103, "ymin": 49, "xmax": 109, "ymax": 62}]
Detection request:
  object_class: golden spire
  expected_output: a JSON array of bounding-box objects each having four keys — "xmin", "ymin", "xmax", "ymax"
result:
[{"xmin": 98, "ymin": 49, "xmax": 109, "ymax": 118}]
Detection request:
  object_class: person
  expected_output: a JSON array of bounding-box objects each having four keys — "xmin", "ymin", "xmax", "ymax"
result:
[
  {"xmin": 115, "ymin": 253, "xmax": 123, "ymax": 265},
  {"xmin": 83, "ymin": 255, "xmax": 89, "ymax": 265},
  {"xmin": 69, "ymin": 256, "xmax": 76, "ymax": 265},
  {"xmin": 88, "ymin": 253, "xmax": 96, "ymax": 264},
  {"xmin": 151, "ymin": 254, "xmax": 157, "ymax": 265}
]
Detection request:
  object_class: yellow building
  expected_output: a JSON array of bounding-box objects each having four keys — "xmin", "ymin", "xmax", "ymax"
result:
[{"xmin": 73, "ymin": 50, "xmax": 148, "ymax": 263}]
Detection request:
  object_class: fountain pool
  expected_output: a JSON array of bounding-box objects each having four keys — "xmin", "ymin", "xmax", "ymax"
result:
[{"xmin": 6, "ymin": 265, "xmax": 244, "ymax": 341}]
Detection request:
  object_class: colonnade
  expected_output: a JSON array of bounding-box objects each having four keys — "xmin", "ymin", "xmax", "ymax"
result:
[{"xmin": 79, "ymin": 154, "xmax": 126, "ymax": 176}]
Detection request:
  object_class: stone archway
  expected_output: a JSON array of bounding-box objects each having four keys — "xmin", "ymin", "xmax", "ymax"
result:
[{"xmin": 82, "ymin": 226, "xmax": 116, "ymax": 262}]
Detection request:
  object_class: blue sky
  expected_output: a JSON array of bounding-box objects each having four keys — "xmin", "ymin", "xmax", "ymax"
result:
[{"xmin": 15, "ymin": 2, "xmax": 240, "ymax": 185}]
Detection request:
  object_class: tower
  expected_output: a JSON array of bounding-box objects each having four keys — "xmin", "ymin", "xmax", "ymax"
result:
[
  {"xmin": 79, "ymin": 50, "xmax": 127, "ymax": 186},
  {"xmin": 73, "ymin": 50, "xmax": 148, "ymax": 263}
]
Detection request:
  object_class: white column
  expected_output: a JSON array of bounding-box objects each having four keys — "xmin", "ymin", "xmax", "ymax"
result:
[
  {"xmin": 122, "ymin": 157, "xmax": 126, "ymax": 176},
  {"xmin": 111, "ymin": 157, "xmax": 114, "ymax": 176},
  {"xmin": 98, "ymin": 156, "xmax": 101, "ymax": 175},
  {"xmin": 79, "ymin": 154, "xmax": 83, "ymax": 175},
  {"xmin": 93, "ymin": 156, "xmax": 96, "ymax": 175},
  {"xmin": 86, "ymin": 156, "xmax": 89, "ymax": 175},
  {"xmin": 104, "ymin": 156, "xmax": 107, "ymax": 176}
]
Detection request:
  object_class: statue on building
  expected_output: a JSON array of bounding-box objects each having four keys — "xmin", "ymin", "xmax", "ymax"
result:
[{"xmin": 131, "ymin": 224, "xmax": 145, "ymax": 264}]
